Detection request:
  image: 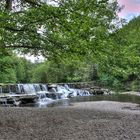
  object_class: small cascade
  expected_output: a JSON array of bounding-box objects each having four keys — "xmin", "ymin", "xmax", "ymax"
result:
[
  {"xmin": 26, "ymin": 84, "xmax": 36, "ymax": 94},
  {"xmin": 64, "ymin": 84, "xmax": 91, "ymax": 97},
  {"xmin": 13, "ymin": 98, "xmax": 21, "ymax": 106},
  {"xmin": 49, "ymin": 87, "xmax": 57, "ymax": 92},
  {"xmin": 33, "ymin": 84, "xmax": 54, "ymax": 106},
  {"xmin": 0, "ymin": 83, "xmax": 91, "ymax": 107},
  {"xmin": 76, "ymin": 89, "xmax": 90, "ymax": 96},
  {"xmin": 2, "ymin": 99, "xmax": 8, "ymax": 106},
  {"xmin": 37, "ymin": 92, "xmax": 54, "ymax": 107},
  {"xmin": 57, "ymin": 85, "xmax": 71, "ymax": 99},
  {"xmin": 33, "ymin": 84, "xmax": 41, "ymax": 92},
  {"xmin": 18, "ymin": 84, "xmax": 36, "ymax": 95},
  {"xmin": 37, "ymin": 92, "xmax": 46, "ymax": 99},
  {"xmin": 41, "ymin": 84, "xmax": 48, "ymax": 91},
  {"xmin": 28, "ymin": 83, "xmax": 91, "ymax": 106}
]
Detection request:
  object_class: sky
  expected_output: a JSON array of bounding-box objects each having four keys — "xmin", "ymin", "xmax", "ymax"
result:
[{"xmin": 118, "ymin": 0, "xmax": 140, "ymax": 20}]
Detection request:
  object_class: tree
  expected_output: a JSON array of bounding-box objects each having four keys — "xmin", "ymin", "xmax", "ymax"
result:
[
  {"xmin": 30, "ymin": 58, "xmax": 95, "ymax": 83},
  {"xmin": 0, "ymin": 50, "xmax": 34, "ymax": 83},
  {"xmin": 0, "ymin": 0, "xmax": 121, "ymax": 59},
  {"xmin": 117, "ymin": 16, "xmax": 140, "ymax": 85},
  {"xmin": 0, "ymin": 52, "xmax": 17, "ymax": 83},
  {"xmin": 110, "ymin": 16, "xmax": 140, "ymax": 81},
  {"xmin": 95, "ymin": 16, "xmax": 140, "ymax": 90}
]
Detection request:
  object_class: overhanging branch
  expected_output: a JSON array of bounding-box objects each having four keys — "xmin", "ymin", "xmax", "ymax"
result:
[
  {"xmin": 4, "ymin": 45, "xmax": 41, "ymax": 49},
  {"xmin": 5, "ymin": 27, "xmax": 27, "ymax": 32},
  {"xmin": 23, "ymin": 0, "xmax": 42, "ymax": 7}
]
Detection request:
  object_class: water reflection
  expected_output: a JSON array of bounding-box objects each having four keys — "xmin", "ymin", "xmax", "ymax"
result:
[
  {"xmin": 46, "ymin": 94, "xmax": 140, "ymax": 108},
  {"xmin": 1, "ymin": 94, "xmax": 140, "ymax": 108}
]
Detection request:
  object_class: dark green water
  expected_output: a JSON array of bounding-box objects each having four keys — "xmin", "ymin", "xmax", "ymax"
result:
[{"xmin": 47, "ymin": 94, "xmax": 140, "ymax": 107}]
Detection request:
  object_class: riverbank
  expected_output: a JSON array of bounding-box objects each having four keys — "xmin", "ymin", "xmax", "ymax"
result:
[
  {"xmin": 120, "ymin": 91, "xmax": 140, "ymax": 96},
  {"xmin": 0, "ymin": 101, "xmax": 140, "ymax": 140}
]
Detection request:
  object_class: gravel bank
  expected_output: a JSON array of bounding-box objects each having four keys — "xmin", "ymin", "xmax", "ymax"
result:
[{"xmin": 0, "ymin": 101, "xmax": 140, "ymax": 140}]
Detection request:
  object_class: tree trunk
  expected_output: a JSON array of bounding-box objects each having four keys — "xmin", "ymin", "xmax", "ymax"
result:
[{"xmin": 5, "ymin": 0, "xmax": 12, "ymax": 10}]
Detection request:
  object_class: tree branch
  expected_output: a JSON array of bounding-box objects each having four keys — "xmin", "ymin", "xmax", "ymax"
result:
[
  {"xmin": 23, "ymin": 0, "xmax": 42, "ymax": 7},
  {"xmin": 4, "ymin": 45, "xmax": 41, "ymax": 49},
  {"xmin": 5, "ymin": 27, "xmax": 26, "ymax": 32}
]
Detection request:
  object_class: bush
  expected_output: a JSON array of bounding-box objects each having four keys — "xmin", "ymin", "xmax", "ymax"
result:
[{"xmin": 98, "ymin": 73, "xmax": 123, "ymax": 90}]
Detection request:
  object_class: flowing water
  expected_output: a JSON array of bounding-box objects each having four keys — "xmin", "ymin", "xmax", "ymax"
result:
[
  {"xmin": 0, "ymin": 83, "xmax": 140, "ymax": 107},
  {"xmin": 17, "ymin": 94, "xmax": 140, "ymax": 108}
]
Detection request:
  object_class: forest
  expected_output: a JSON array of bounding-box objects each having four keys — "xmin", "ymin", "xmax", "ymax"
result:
[{"xmin": 0, "ymin": 0, "xmax": 140, "ymax": 91}]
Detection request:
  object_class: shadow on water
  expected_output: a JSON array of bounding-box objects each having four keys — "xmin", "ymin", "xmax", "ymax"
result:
[{"xmin": 71, "ymin": 94, "xmax": 140, "ymax": 104}]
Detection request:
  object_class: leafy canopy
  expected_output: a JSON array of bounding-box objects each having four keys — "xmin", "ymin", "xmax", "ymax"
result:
[{"xmin": 0, "ymin": 0, "xmax": 121, "ymax": 59}]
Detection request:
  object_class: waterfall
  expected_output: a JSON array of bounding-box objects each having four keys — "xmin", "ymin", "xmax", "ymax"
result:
[
  {"xmin": 33, "ymin": 84, "xmax": 54, "ymax": 106},
  {"xmin": 2, "ymin": 99, "xmax": 7, "ymax": 106},
  {"xmin": 17, "ymin": 84, "xmax": 36, "ymax": 94},
  {"xmin": 13, "ymin": 98, "xmax": 21, "ymax": 106},
  {"xmin": 26, "ymin": 84, "xmax": 36, "ymax": 94},
  {"xmin": 0, "ymin": 83, "xmax": 91, "ymax": 106},
  {"xmin": 57, "ymin": 85, "xmax": 71, "ymax": 99},
  {"xmin": 36, "ymin": 91, "xmax": 54, "ymax": 107},
  {"xmin": 41, "ymin": 84, "xmax": 48, "ymax": 91}
]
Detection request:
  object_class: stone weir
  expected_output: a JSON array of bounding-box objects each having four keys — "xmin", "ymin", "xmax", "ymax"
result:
[
  {"xmin": 0, "ymin": 93, "xmax": 37, "ymax": 105},
  {"xmin": 56, "ymin": 82, "xmax": 111, "ymax": 95},
  {"xmin": 0, "ymin": 84, "xmax": 59, "ymax": 105},
  {"xmin": 0, "ymin": 83, "xmax": 90, "ymax": 105},
  {"xmin": 0, "ymin": 82, "xmax": 112, "ymax": 106}
]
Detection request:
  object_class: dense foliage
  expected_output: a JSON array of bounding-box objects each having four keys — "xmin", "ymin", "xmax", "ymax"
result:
[
  {"xmin": 1, "ymin": 0, "xmax": 120, "ymax": 57},
  {"xmin": 0, "ymin": 52, "xmax": 34, "ymax": 83},
  {"xmin": 0, "ymin": 0, "xmax": 139, "ymax": 91}
]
